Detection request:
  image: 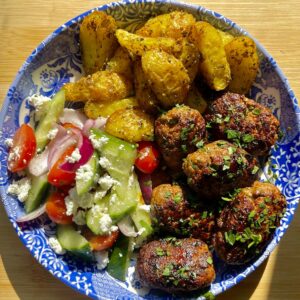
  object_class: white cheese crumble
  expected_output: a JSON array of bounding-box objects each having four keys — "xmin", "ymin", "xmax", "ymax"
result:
[
  {"xmin": 48, "ymin": 236, "xmax": 66, "ymax": 255},
  {"xmin": 27, "ymin": 94, "xmax": 51, "ymax": 121},
  {"xmin": 90, "ymin": 133, "xmax": 108, "ymax": 151},
  {"xmin": 94, "ymin": 189, "xmax": 108, "ymax": 201},
  {"xmin": 68, "ymin": 187, "xmax": 94, "ymax": 209},
  {"xmin": 139, "ymin": 205, "xmax": 151, "ymax": 212},
  {"xmin": 98, "ymin": 213, "xmax": 114, "ymax": 234},
  {"xmin": 8, "ymin": 146, "xmax": 20, "ymax": 162},
  {"xmin": 95, "ymin": 250, "xmax": 109, "ymax": 270},
  {"xmin": 76, "ymin": 164, "xmax": 93, "ymax": 182},
  {"xmin": 66, "ymin": 148, "xmax": 81, "ymax": 163},
  {"xmin": 98, "ymin": 173, "xmax": 116, "ymax": 191},
  {"xmin": 137, "ymin": 227, "xmax": 146, "ymax": 236},
  {"xmin": 119, "ymin": 144, "xmax": 125, "ymax": 150},
  {"xmin": 5, "ymin": 138, "xmax": 13, "ymax": 147},
  {"xmin": 109, "ymin": 193, "xmax": 117, "ymax": 206},
  {"xmin": 72, "ymin": 210, "xmax": 86, "ymax": 225},
  {"xmin": 47, "ymin": 128, "xmax": 58, "ymax": 140},
  {"xmin": 64, "ymin": 194, "xmax": 77, "ymax": 216},
  {"xmin": 128, "ymin": 173, "xmax": 135, "ymax": 188},
  {"xmin": 7, "ymin": 177, "xmax": 31, "ymax": 202},
  {"xmin": 99, "ymin": 157, "xmax": 111, "ymax": 169}
]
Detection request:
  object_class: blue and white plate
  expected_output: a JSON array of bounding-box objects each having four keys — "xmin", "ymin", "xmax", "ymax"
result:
[{"xmin": 0, "ymin": 0, "xmax": 299, "ymax": 299}]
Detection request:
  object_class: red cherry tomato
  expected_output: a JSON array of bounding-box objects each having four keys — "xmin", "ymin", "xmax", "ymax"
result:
[
  {"xmin": 135, "ymin": 141, "xmax": 160, "ymax": 174},
  {"xmin": 45, "ymin": 191, "xmax": 73, "ymax": 224},
  {"xmin": 83, "ymin": 228, "xmax": 119, "ymax": 251},
  {"xmin": 7, "ymin": 124, "xmax": 36, "ymax": 172},
  {"xmin": 48, "ymin": 146, "xmax": 76, "ymax": 187}
]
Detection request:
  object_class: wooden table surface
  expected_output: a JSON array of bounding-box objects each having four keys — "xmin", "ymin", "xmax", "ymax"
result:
[{"xmin": 0, "ymin": 0, "xmax": 300, "ymax": 299}]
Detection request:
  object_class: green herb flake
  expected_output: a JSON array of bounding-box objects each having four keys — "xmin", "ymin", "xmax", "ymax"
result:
[
  {"xmin": 224, "ymin": 231, "xmax": 236, "ymax": 246},
  {"xmin": 252, "ymin": 165, "xmax": 260, "ymax": 175},
  {"xmin": 202, "ymin": 211, "xmax": 208, "ymax": 219},
  {"xmin": 221, "ymin": 196, "xmax": 233, "ymax": 202},
  {"xmin": 180, "ymin": 127, "xmax": 190, "ymax": 141},
  {"xmin": 264, "ymin": 197, "xmax": 272, "ymax": 203},
  {"xmin": 228, "ymin": 147, "xmax": 236, "ymax": 155},
  {"xmin": 173, "ymin": 193, "xmax": 182, "ymax": 204},
  {"xmin": 226, "ymin": 129, "xmax": 239, "ymax": 139},
  {"xmin": 162, "ymin": 266, "xmax": 171, "ymax": 276},
  {"xmin": 248, "ymin": 210, "xmax": 256, "ymax": 220},
  {"xmin": 156, "ymin": 247, "xmax": 165, "ymax": 256},
  {"xmin": 181, "ymin": 144, "xmax": 187, "ymax": 153},
  {"xmin": 242, "ymin": 134, "xmax": 254, "ymax": 143},
  {"xmin": 164, "ymin": 191, "xmax": 172, "ymax": 199},
  {"xmin": 206, "ymin": 257, "xmax": 213, "ymax": 265},
  {"xmin": 196, "ymin": 140, "xmax": 205, "ymax": 149},
  {"xmin": 252, "ymin": 108, "xmax": 261, "ymax": 115},
  {"xmin": 224, "ymin": 115, "xmax": 230, "ymax": 122},
  {"xmin": 259, "ymin": 203, "xmax": 266, "ymax": 209}
]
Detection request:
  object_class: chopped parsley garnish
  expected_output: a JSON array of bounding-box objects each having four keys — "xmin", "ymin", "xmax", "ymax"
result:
[
  {"xmin": 226, "ymin": 129, "xmax": 239, "ymax": 139},
  {"xmin": 156, "ymin": 247, "xmax": 165, "ymax": 256},
  {"xmin": 248, "ymin": 210, "xmax": 256, "ymax": 220},
  {"xmin": 162, "ymin": 264, "xmax": 173, "ymax": 276},
  {"xmin": 196, "ymin": 140, "xmax": 205, "ymax": 149},
  {"xmin": 206, "ymin": 257, "xmax": 213, "ymax": 265},
  {"xmin": 252, "ymin": 165, "xmax": 260, "ymax": 174},
  {"xmin": 173, "ymin": 193, "xmax": 182, "ymax": 204},
  {"xmin": 180, "ymin": 124, "xmax": 195, "ymax": 141},
  {"xmin": 242, "ymin": 134, "xmax": 255, "ymax": 143},
  {"xmin": 164, "ymin": 191, "xmax": 172, "ymax": 199},
  {"xmin": 181, "ymin": 144, "xmax": 188, "ymax": 153},
  {"xmin": 225, "ymin": 231, "xmax": 236, "ymax": 246},
  {"xmin": 252, "ymin": 108, "xmax": 261, "ymax": 115},
  {"xmin": 202, "ymin": 211, "xmax": 208, "ymax": 219}
]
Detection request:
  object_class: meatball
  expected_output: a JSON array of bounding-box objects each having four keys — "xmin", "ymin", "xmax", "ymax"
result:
[
  {"xmin": 151, "ymin": 184, "xmax": 215, "ymax": 244},
  {"xmin": 213, "ymin": 181, "xmax": 286, "ymax": 265},
  {"xmin": 182, "ymin": 140, "xmax": 259, "ymax": 200},
  {"xmin": 155, "ymin": 105, "xmax": 206, "ymax": 172},
  {"xmin": 205, "ymin": 92, "xmax": 280, "ymax": 156},
  {"xmin": 137, "ymin": 238, "xmax": 215, "ymax": 293}
]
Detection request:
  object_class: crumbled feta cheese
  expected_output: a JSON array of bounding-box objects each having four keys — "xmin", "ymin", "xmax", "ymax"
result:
[
  {"xmin": 72, "ymin": 210, "xmax": 86, "ymax": 225},
  {"xmin": 90, "ymin": 133, "xmax": 108, "ymax": 151},
  {"xmin": 8, "ymin": 146, "xmax": 20, "ymax": 162},
  {"xmin": 94, "ymin": 189, "xmax": 108, "ymax": 201},
  {"xmin": 66, "ymin": 148, "xmax": 81, "ymax": 163},
  {"xmin": 48, "ymin": 236, "xmax": 66, "ymax": 255},
  {"xmin": 139, "ymin": 205, "xmax": 151, "ymax": 212},
  {"xmin": 119, "ymin": 253, "xmax": 123, "ymax": 257},
  {"xmin": 95, "ymin": 250, "xmax": 109, "ymax": 270},
  {"xmin": 98, "ymin": 173, "xmax": 116, "ymax": 191},
  {"xmin": 5, "ymin": 138, "xmax": 13, "ymax": 147},
  {"xmin": 128, "ymin": 173, "xmax": 135, "ymax": 187},
  {"xmin": 27, "ymin": 94, "xmax": 51, "ymax": 121},
  {"xmin": 47, "ymin": 128, "xmax": 58, "ymax": 140},
  {"xmin": 98, "ymin": 213, "xmax": 113, "ymax": 234},
  {"xmin": 119, "ymin": 144, "xmax": 124, "ymax": 150},
  {"xmin": 137, "ymin": 227, "xmax": 146, "ymax": 236},
  {"xmin": 68, "ymin": 187, "xmax": 94, "ymax": 209},
  {"xmin": 64, "ymin": 195, "xmax": 77, "ymax": 216},
  {"xmin": 7, "ymin": 177, "xmax": 31, "ymax": 202},
  {"xmin": 76, "ymin": 164, "xmax": 93, "ymax": 182},
  {"xmin": 99, "ymin": 157, "xmax": 111, "ymax": 169}
]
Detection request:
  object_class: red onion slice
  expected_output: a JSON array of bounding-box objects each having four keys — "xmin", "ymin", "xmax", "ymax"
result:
[
  {"xmin": 16, "ymin": 204, "xmax": 46, "ymax": 223},
  {"xmin": 137, "ymin": 171, "xmax": 152, "ymax": 204},
  {"xmin": 82, "ymin": 117, "xmax": 107, "ymax": 136},
  {"xmin": 59, "ymin": 108, "xmax": 87, "ymax": 129},
  {"xmin": 28, "ymin": 148, "xmax": 49, "ymax": 176},
  {"xmin": 117, "ymin": 216, "xmax": 138, "ymax": 237}
]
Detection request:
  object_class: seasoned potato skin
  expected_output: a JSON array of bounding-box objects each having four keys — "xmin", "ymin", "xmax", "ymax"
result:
[
  {"xmin": 80, "ymin": 11, "xmax": 118, "ymax": 75},
  {"xmin": 116, "ymin": 29, "xmax": 182, "ymax": 56},
  {"xmin": 105, "ymin": 46, "xmax": 133, "ymax": 79},
  {"xmin": 84, "ymin": 97, "xmax": 138, "ymax": 119},
  {"xmin": 137, "ymin": 238, "xmax": 215, "ymax": 293},
  {"xmin": 225, "ymin": 36, "xmax": 259, "ymax": 94},
  {"xmin": 64, "ymin": 71, "xmax": 133, "ymax": 103},
  {"xmin": 205, "ymin": 92, "xmax": 280, "ymax": 156},
  {"xmin": 142, "ymin": 50, "xmax": 190, "ymax": 108},
  {"xmin": 184, "ymin": 84, "xmax": 208, "ymax": 114},
  {"xmin": 214, "ymin": 181, "xmax": 286, "ymax": 265},
  {"xmin": 155, "ymin": 105, "xmax": 206, "ymax": 172},
  {"xmin": 134, "ymin": 59, "xmax": 160, "ymax": 114},
  {"xmin": 217, "ymin": 29, "xmax": 234, "ymax": 46},
  {"xmin": 190, "ymin": 21, "xmax": 231, "ymax": 91},
  {"xmin": 151, "ymin": 184, "xmax": 215, "ymax": 244},
  {"xmin": 182, "ymin": 140, "xmax": 259, "ymax": 200},
  {"xmin": 105, "ymin": 107, "xmax": 154, "ymax": 142},
  {"xmin": 137, "ymin": 11, "xmax": 196, "ymax": 39}
]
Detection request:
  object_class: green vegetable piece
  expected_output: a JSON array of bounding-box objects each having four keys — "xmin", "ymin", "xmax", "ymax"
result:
[
  {"xmin": 25, "ymin": 174, "xmax": 50, "ymax": 213},
  {"xmin": 57, "ymin": 224, "xmax": 93, "ymax": 261},
  {"xmin": 107, "ymin": 234, "xmax": 133, "ymax": 281},
  {"xmin": 35, "ymin": 90, "xmax": 65, "ymax": 150}
]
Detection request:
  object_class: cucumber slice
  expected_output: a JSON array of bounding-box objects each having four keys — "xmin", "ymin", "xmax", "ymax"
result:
[
  {"xmin": 57, "ymin": 224, "xmax": 93, "ymax": 261},
  {"xmin": 90, "ymin": 129, "xmax": 137, "ymax": 180},
  {"xmin": 25, "ymin": 174, "xmax": 50, "ymax": 213},
  {"xmin": 76, "ymin": 151, "xmax": 99, "ymax": 196},
  {"xmin": 35, "ymin": 90, "xmax": 65, "ymax": 150},
  {"xmin": 107, "ymin": 234, "xmax": 133, "ymax": 281}
]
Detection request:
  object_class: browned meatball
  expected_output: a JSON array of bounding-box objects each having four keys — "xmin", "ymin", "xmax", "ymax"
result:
[
  {"xmin": 151, "ymin": 184, "xmax": 215, "ymax": 244},
  {"xmin": 182, "ymin": 140, "xmax": 259, "ymax": 200},
  {"xmin": 155, "ymin": 105, "xmax": 206, "ymax": 173},
  {"xmin": 137, "ymin": 238, "xmax": 215, "ymax": 293},
  {"xmin": 205, "ymin": 92, "xmax": 280, "ymax": 156},
  {"xmin": 213, "ymin": 181, "xmax": 286, "ymax": 265}
]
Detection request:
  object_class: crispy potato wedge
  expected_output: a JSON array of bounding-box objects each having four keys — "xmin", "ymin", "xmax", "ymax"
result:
[
  {"xmin": 217, "ymin": 29, "xmax": 234, "ymax": 46},
  {"xmin": 184, "ymin": 84, "xmax": 208, "ymax": 114},
  {"xmin": 105, "ymin": 47, "xmax": 133, "ymax": 79},
  {"xmin": 105, "ymin": 107, "xmax": 154, "ymax": 142},
  {"xmin": 141, "ymin": 50, "xmax": 190, "ymax": 109},
  {"xmin": 64, "ymin": 71, "xmax": 133, "ymax": 102},
  {"xmin": 80, "ymin": 11, "xmax": 118, "ymax": 75},
  {"xmin": 134, "ymin": 59, "xmax": 160, "ymax": 114},
  {"xmin": 115, "ymin": 29, "xmax": 182, "ymax": 56},
  {"xmin": 136, "ymin": 11, "xmax": 196, "ymax": 39},
  {"xmin": 84, "ymin": 97, "xmax": 138, "ymax": 119},
  {"xmin": 225, "ymin": 36, "xmax": 259, "ymax": 94},
  {"xmin": 190, "ymin": 21, "xmax": 231, "ymax": 91}
]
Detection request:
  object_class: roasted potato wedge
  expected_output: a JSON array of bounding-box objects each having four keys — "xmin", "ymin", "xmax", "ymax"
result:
[
  {"xmin": 184, "ymin": 84, "xmax": 208, "ymax": 114},
  {"xmin": 136, "ymin": 11, "xmax": 196, "ymax": 39},
  {"xmin": 80, "ymin": 11, "xmax": 118, "ymax": 75},
  {"xmin": 134, "ymin": 59, "xmax": 160, "ymax": 114},
  {"xmin": 190, "ymin": 21, "xmax": 231, "ymax": 91},
  {"xmin": 64, "ymin": 71, "xmax": 133, "ymax": 102},
  {"xmin": 225, "ymin": 36, "xmax": 259, "ymax": 94},
  {"xmin": 105, "ymin": 47, "xmax": 133, "ymax": 79},
  {"xmin": 105, "ymin": 107, "xmax": 154, "ymax": 142},
  {"xmin": 84, "ymin": 97, "xmax": 138, "ymax": 119},
  {"xmin": 217, "ymin": 29, "xmax": 234, "ymax": 46},
  {"xmin": 116, "ymin": 29, "xmax": 182, "ymax": 56},
  {"xmin": 141, "ymin": 50, "xmax": 190, "ymax": 108}
]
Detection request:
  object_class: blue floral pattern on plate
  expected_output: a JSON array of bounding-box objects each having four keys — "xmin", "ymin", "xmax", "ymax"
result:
[{"xmin": 0, "ymin": 0, "xmax": 299, "ymax": 299}]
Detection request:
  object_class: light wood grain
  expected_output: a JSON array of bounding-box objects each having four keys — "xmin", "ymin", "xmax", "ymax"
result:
[{"xmin": 0, "ymin": 0, "xmax": 300, "ymax": 299}]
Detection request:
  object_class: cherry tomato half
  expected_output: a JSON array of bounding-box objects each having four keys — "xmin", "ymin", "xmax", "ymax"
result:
[
  {"xmin": 135, "ymin": 141, "xmax": 160, "ymax": 174},
  {"xmin": 48, "ymin": 145, "xmax": 76, "ymax": 187},
  {"xmin": 83, "ymin": 228, "xmax": 119, "ymax": 251},
  {"xmin": 7, "ymin": 124, "xmax": 36, "ymax": 173},
  {"xmin": 45, "ymin": 191, "xmax": 73, "ymax": 224}
]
